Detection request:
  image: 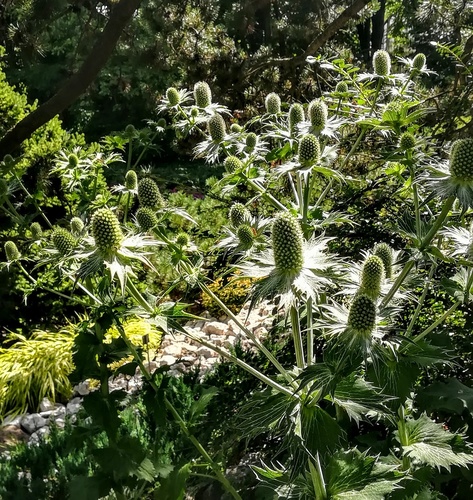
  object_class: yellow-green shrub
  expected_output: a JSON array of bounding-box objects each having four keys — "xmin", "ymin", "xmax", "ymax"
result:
[{"xmin": 201, "ymin": 275, "xmax": 254, "ymax": 317}]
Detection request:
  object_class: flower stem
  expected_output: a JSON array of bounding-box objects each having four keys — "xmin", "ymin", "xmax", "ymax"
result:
[
  {"xmin": 290, "ymin": 305, "xmax": 305, "ymax": 368},
  {"xmin": 412, "ymin": 301, "xmax": 461, "ymax": 343},
  {"xmin": 406, "ymin": 262, "xmax": 437, "ymax": 336},
  {"xmin": 13, "ymin": 173, "xmax": 52, "ymax": 228},
  {"xmin": 306, "ymin": 297, "xmax": 314, "ymax": 366}
]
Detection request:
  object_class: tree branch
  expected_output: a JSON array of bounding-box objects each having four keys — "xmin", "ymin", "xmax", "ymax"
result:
[
  {"xmin": 0, "ymin": 0, "xmax": 142, "ymax": 157},
  {"xmin": 245, "ymin": 0, "xmax": 371, "ymax": 77}
]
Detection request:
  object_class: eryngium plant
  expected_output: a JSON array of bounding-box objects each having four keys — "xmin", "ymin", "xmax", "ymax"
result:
[
  {"xmin": 299, "ymin": 134, "xmax": 320, "ymax": 166},
  {"xmin": 265, "ymin": 92, "xmax": 281, "ymax": 114},
  {"xmin": 136, "ymin": 207, "xmax": 158, "ymax": 231},
  {"xmin": 52, "ymin": 228, "xmax": 76, "ymax": 256},
  {"xmin": 229, "ymin": 203, "xmax": 251, "ymax": 229},
  {"xmin": 308, "ymin": 99, "xmax": 328, "ymax": 133},
  {"xmin": 194, "ymin": 81, "xmax": 212, "ymax": 108},
  {"xmin": 166, "ymin": 87, "xmax": 181, "ymax": 106},
  {"xmin": 359, "ymin": 255, "xmax": 385, "ymax": 300},
  {"xmin": 30, "ymin": 222, "xmax": 42, "ymax": 240},
  {"xmin": 373, "ymin": 49, "xmax": 391, "ymax": 76},
  {"xmin": 125, "ymin": 170, "xmax": 138, "ymax": 190},
  {"xmin": 224, "ymin": 156, "xmax": 243, "ymax": 173},
  {"xmin": 71, "ymin": 217, "xmax": 85, "ymax": 235},
  {"xmin": 272, "ymin": 212, "xmax": 304, "ymax": 273},
  {"xmin": 373, "ymin": 243, "xmax": 393, "ymax": 279},
  {"xmin": 138, "ymin": 178, "xmax": 164, "ymax": 209},
  {"xmin": 91, "ymin": 208, "xmax": 123, "ymax": 253},
  {"xmin": 4, "ymin": 241, "xmax": 20, "ymax": 261},
  {"xmin": 347, "ymin": 294, "xmax": 377, "ymax": 338},
  {"xmin": 237, "ymin": 224, "xmax": 255, "ymax": 250},
  {"xmin": 288, "ymin": 103, "xmax": 304, "ymax": 133},
  {"xmin": 450, "ymin": 138, "xmax": 473, "ymax": 182},
  {"xmin": 208, "ymin": 114, "xmax": 226, "ymax": 142}
]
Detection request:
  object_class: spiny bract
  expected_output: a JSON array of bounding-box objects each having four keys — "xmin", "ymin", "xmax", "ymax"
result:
[
  {"xmin": 299, "ymin": 134, "xmax": 320, "ymax": 166},
  {"xmin": 30, "ymin": 222, "xmax": 42, "ymax": 240},
  {"xmin": 138, "ymin": 178, "xmax": 164, "ymax": 208},
  {"xmin": 272, "ymin": 212, "xmax": 304, "ymax": 273},
  {"xmin": 229, "ymin": 203, "xmax": 251, "ymax": 228},
  {"xmin": 373, "ymin": 243, "xmax": 393, "ymax": 279},
  {"xmin": 360, "ymin": 255, "xmax": 385, "ymax": 300},
  {"xmin": 5, "ymin": 241, "xmax": 20, "ymax": 261},
  {"xmin": 136, "ymin": 207, "xmax": 158, "ymax": 231},
  {"xmin": 194, "ymin": 81, "xmax": 212, "ymax": 108},
  {"xmin": 166, "ymin": 87, "xmax": 181, "ymax": 106},
  {"xmin": 125, "ymin": 170, "xmax": 138, "ymax": 190},
  {"xmin": 52, "ymin": 228, "xmax": 76, "ymax": 256},
  {"xmin": 450, "ymin": 139, "xmax": 473, "ymax": 182},
  {"xmin": 265, "ymin": 92, "xmax": 281, "ymax": 114},
  {"xmin": 237, "ymin": 224, "xmax": 254, "ymax": 250},
  {"xmin": 373, "ymin": 50, "xmax": 391, "ymax": 77},
  {"xmin": 347, "ymin": 294, "xmax": 377, "ymax": 338},
  {"xmin": 224, "ymin": 156, "xmax": 243, "ymax": 173},
  {"xmin": 308, "ymin": 99, "xmax": 328, "ymax": 132},
  {"xmin": 91, "ymin": 208, "xmax": 123, "ymax": 253},
  {"xmin": 289, "ymin": 103, "xmax": 304, "ymax": 133},
  {"xmin": 208, "ymin": 114, "xmax": 226, "ymax": 142}
]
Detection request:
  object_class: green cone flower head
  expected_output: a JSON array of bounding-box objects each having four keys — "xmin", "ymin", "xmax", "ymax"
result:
[
  {"xmin": 176, "ymin": 232, "xmax": 190, "ymax": 247},
  {"xmin": 3, "ymin": 154, "xmax": 14, "ymax": 167},
  {"xmin": 70, "ymin": 217, "xmax": 84, "ymax": 235},
  {"xmin": 52, "ymin": 228, "xmax": 76, "ymax": 256},
  {"xmin": 138, "ymin": 178, "xmax": 164, "ymax": 208},
  {"xmin": 265, "ymin": 92, "xmax": 281, "ymax": 114},
  {"xmin": 91, "ymin": 208, "xmax": 123, "ymax": 253},
  {"xmin": 449, "ymin": 139, "xmax": 473, "ymax": 182},
  {"xmin": 194, "ymin": 81, "xmax": 212, "ymax": 108},
  {"xmin": 208, "ymin": 114, "xmax": 226, "ymax": 142},
  {"xmin": 136, "ymin": 207, "xmax": 158, "ymax": 231},
  {"xmin": 125, "ymin": 124, "xmax": 136, "ymax": 138},
  {"xmin": 360, "ymin": 255, "xmax": 385, "ymax": 299},
  {"xmin": 373, "ymin": 243, "xmax": 393, "ymax": 279},
  {"xmin": 400, "ymin": 132, "xmax": 416, "ymax": 150},
  {"xmin": 190, "ymin": 106, "xmax": 199, "ymax": 118},
  {"xmin": 237, "ymin": 224, "xmax": 255, "ymax": 250},
  {"xmin": 335, "ymin": 81, "xmax": 349, "ymax": 94},
  {"xmin": 299, "ymin": 134, "xmax": 320, "ymax": 166},
  {"xmin": 166, "ymin": 87, "xmax": 181, "ymax": 106},
  {"xmin": 30, "ymin": 222, "xmax": 42, "ymax": 240},
  {"xmin": 412, "ymin": 53, "xmax": 426, "ymax": 72},
  {"xmin": 229, "ymin": 203, "xmax": 251, "ymax": 228},
  {"xmin": 5, "ymin": 241, "xmax": 20, "ymax": 262},
  {"xmin": 289, "ymin": 103, "xmax": 304, "ymax": 133},
  {"xmin": 348, "ymin": 294, "xmax": 377, "ymax": 338},
  {"xmin": 68, "ymin": 154, "xmax": 79, "ymax": 168},
  {"xmin": 230, "ymin": 123, "xmax": 242, "ymax": 133},
  {"xmin": 373, "ymin": 50, "xmax": 391, "ymax": 77},
  {"xmin": 224, "ymin": 156, "xmax": 243, "ymax": 173},
  {"xmin": 125, "ymin": 170, "xmax": 138, "ymax": 190},
  {"xmin": 308, "ymin": 99, "xmax": 328, "ymax": 133},
  {"xmin": 157, "ymin": 118, "xmax": 167, "ymax": 128},
  {"xmin": 246, "ymin": 133, "xmax": 257, "ymax": 150},
  {"xmin": 272, "ymin": 212, "xmax": 304, "ymax": 273}
]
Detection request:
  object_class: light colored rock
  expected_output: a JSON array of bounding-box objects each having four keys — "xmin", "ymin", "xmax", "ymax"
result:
[
  {"xmin": 28, "ymin": 426, "xmax": 50, "ymax": 446},
  {"xmin": 21, "ymin": 414, "xmax": 47, "ymax": 434},
  {"xmin": 203, "ymin": 321, "xmax": 228, "ymax": 336},
  {"xmin": 162, "ymin": 344, "xmax": 182, "ymax": 357},
  {"xmin": 39, "ymin": 397, "xmax": 55, "ymax": 412},
  {"xmin": 1, "ymin": 415, "xmax": 22, "ymax": 427},
  {"xmin": 159, "ymin": 355, "xmax": 177, "ymax": 366},
  {"xmin": 182, "ymin": 344, "xmax": 198, "ymax": 353},
  {"xmin": 196, "ymin": 347, "xmax": 214, "ymax": 358},
  {"xmin": 66, "ymin": 397, "xmax": 82, "ymax": 415},
  {"xmin": 73, "ymin": 381, "xmax": 90, "ymax": 397}
]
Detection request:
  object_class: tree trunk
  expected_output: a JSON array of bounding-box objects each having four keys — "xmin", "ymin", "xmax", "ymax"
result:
[
  {"xmin": 0, "ymin": 0, "xmax": 142, "ymax": 157},
  {"xmin": 371, "ymin": 0, "xmax": 386, "ymax": 52}
]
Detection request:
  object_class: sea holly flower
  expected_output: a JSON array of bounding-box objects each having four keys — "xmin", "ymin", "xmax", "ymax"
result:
[
  {"xmin": 237, "ymin": 224, "xmax": 255, "ymax": 250},
  {"xmin": 157, "ymin": 87, "xmax": 192, "ymax": 112},
  {"xmin": 208, "ymin": 114, "xmax": 226, "ymax": 142},
  {"xmin": 359, "ymin": 255, "xmax": 385, "ymax": 300},
  {"xmin": 308, "ymin": 99, "xmax": 328, "ymax": 134},
  {"xmin": 4, "ymin": 241, "xmax": 20, "ymax": 262},
  {"xmin": 265, "ymin": 92, "xmax": 281, "ymax": 115},
  {"xmin": 237, "ymin": 212, "xmax": 339, "ymax": 308},
  {"xmin": 229, "ymin": 203, "xmax": 251, "ymax": 229},
  {"xmin": 52, "ymin": 228, "xmax": 76, "ymax": 256},
  {"xmin": 223, "ymin": 156, "xmax": 243, "ymax": 173},
  {"xmin": 374, "ymin": 243, "xmax": 394, "ymax": 279},
  {"xmin": 298, "ymin": 134, "xmax": 320, "ymax": 167},
  {"xmin": 288, "ymin": 103, "xmax": 304, "ymax": 134},
  {"xmin": 399, "ymin": 132, "xmax": 416, "ymax": 151},
  {"xmin": 136, "ymin": 207, "xmax": 158, "ymax": 232},
  {"xmin": 137, "ymin": 178, "xmax": 165, "ymax": 209},
  {"xmin": 194, "ymin": 81, "xmax": 212, "ymax": 108},
  {"xmin": 70, "ymin": 217, "xmax": 85, "ymax": 236},
  {"xmin": 334, "ymin": 81, "xmax": 349, "ymax": 94},
  {"xmin": 425, "ymin": 139, "xmax": 473, "ymax": 208},
  {"xmin": 175, "ymin": 232, "xmax": 190, "ymax": 247},
  {"xmin": 125, "ymin": 170, "xmax": 138, "ymax": 191},
  {"xmin": 412, "ymin": 53, "xmax": 427, "ymax": 72},
  {"xmin": 373, "ymin": 50, "xmax": 391, "ymax": 77},
  {"xmin": 91, "ymin": 208, "xmax": 123, "ymax": 254},
  {"xmin": 347, "ymin": 294, "xmax": 377, "ymax": 339},
  {"xmin": 30, "ymin": 222, "xmax": 42, "ymax": 241}
]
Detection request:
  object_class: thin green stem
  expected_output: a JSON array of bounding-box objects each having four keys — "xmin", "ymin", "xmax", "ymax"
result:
[
  {"xmin": 127, "ymin": 137, "xmax": 133, "ymax": 169},
  {"xmin": 306, "ymin": 297, "xmax": 314, "ymax": 366},
  {"xmin": 290, "ymin": 305, "xmax": 305, "ymax": 368},
  {"xmin": 315, "ymin": 179, "xmax": 333, "ymax": 208},
  {"xmin": 412, "ymin": 301, "xmax": 461, "ymax": 344},
  {"xmin": 13, "ymin": 173, "xmax": 52, "ymax": 228},
  {"xmin": 126, "ymin": 280, "xmax": 154, "ymax": 313},
  {"xmin": 123, "ymin": 192, "xmax": 132, "ymax": 224},
  {"xmin": 132, "ymin": 131, "xmax": 158, "ymax": 169},
  {"xmin": 241, "ymin": 174, "xmax": 287, "ymax": 211},
  {"xmin": 308, "ymin": 455, "xmax": 327, "ymax": 500},
  {"xmin": 406, "ymin": 262, "xmax": 437, "ymax": 336}
]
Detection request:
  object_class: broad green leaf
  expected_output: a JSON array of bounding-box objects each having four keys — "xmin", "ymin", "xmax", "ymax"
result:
[{"xmin": 416, "ymin": 378, "xmax": 473, "ymax": 416}]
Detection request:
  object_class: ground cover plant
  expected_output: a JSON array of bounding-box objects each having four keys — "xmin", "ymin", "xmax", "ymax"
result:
[{"xmin": 2, "ymin": 46, "xmax": 473, "ymax": 499}]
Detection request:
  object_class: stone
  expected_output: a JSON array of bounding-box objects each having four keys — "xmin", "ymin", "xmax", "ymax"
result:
[
  {"xmin": 39, "ymin": 397, "xmax": 55, "ymax": 412},
  {"xmin": 203, "ymin": 321, "xmax": 228, "ymax": 336},
  {"xmin": 159, "ymin": 355, "xmax": 177, "ymax": 366},
  {"xmin": 28, "ymin": 426, "xmax": 50, "ymax": 446},
  {"xmin": 0, "ymin": 425, "xmax": 29, "ymax": 452},
  {"xmin": 50, "ymin": 406, "xmax": 66, "ymax": 420},
  {"xmin": 1, "ymin": 415, "xmax": 22, "ymax": 427},
  {"xmin": 66, "ymin": 398, "xmax": 82, "ymax": 415},
  {"xmin": 162, "ymin": 344, "xmax": 182, "ymax": 357},
  {"xmin": 196, "ymin": 347, "xmax": 214, "ymax": 358},
  {"xmin": 73, "ymin": 381, "xmax": 90, "ymax": 397},
  {"xmin": 21, "ymin": 414, "xmax": 47, "ymax": 434}
]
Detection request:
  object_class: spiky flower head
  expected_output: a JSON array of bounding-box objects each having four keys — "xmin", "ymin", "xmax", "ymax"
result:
[
  {"xmin": 347, "ymin": 294, "xmax": 377, "ymax": 338},
  {"xmin": 335, "ymin": 81, "xmax": 349, "ymax": 93},
  {"xmin": 224, "ymin": 156, "xmax": 242, "ymax": 173},
  {"xmin": 0, "ymin": 179, "xmax": 7, "ymax": 197},
  {"xmin": 449, "ymin": 139, "xmax": 473, "ymax": 182},
  {"xmin": 91, "ymin": 208, "xmax": 123, "ymax": 253},
  {"xmin": 360, "ymin": 255, "xmax": 385, "ymax": 300},
  {"xmin": 136, "ymin": 207, "xmax": 158, "ymax": 231},
  {"xmin": 176, "ymin": 232, "xmax": 190, "ymax": 247},
  {"xmin": 373, "ymin": 50, "xmax": 391, "ymax": 77},
  {"xmin": 3, "ymin": 154, "xmax": 14, "ymax": 166},
  {"xmin": 289, "ymin": 103, "xmax": 304, "ymax": 133},
  {"xmin": 373, "ymin": 243, "xmax": 393, "ymax": 279},
  {"xmin": 272, "ymin": 212, "xmax": 304, "ymax": 273},
  {"xmin": 4, "ymin": 241, "xmax": 20, "ymax": 262},
  {"xmin": 52, "ymin": 228, "xmax": 76, "ymax": 256},
  {"xmin": 125, "ymin": 170, "xmax": 138, "ymax": 190},
  {"xmin": 68, "ymin": 154, "xmax": 79, "ymax": 168},
  {"xmin": 70, "ymin": 217, "xmax": 84, "ymax": 235},
  {"xmin": 308, "ymin": 99, "xmax": 328, "ymax": 133},
  {"xmin": 166, "ymin": 87, "xmax": 181, "ymax": 106},
  {"xmin": 412, "ymin": 53, "xmax": 426, "ymax": 72},
  {"xmin": 194, "ymin": 81, "xmax": 212, "ymax": 108},
  {"xmin": 190, "ymin": 106, "xmax": 199, "ymax": 118},
  {"xmin": 229, "ymin": 203, "xmax": 251, "ymax": 228},
  {"xmin": 208, "ymin": 114, "xmax": 226, "ymax": 142},
  {"xmin": 400, "ymin": 132, "xmax": 416, "ymax": 150},
  {"xmin": 30, "ymin": 222, "xmax": 42, "ymax": 240},
  {"xmin": 246, "ymin": 133, "xmax": 257, "ymax": 150},
  {"xmin": 125, "ymin": 124, "xmax": 136, "ymax": 138},
  {"xmin": 138, "ymin": 178, "xmax": 164, "ymax": 208},
  {"xmin": 230, "ymin": 123, "xmax": 242, "ymax": 133},
  {"xmin": 265, "ymin": 92, "xmax": 281, "ymax": 114},
  {"xmin": 237, "ymin": 224, "xmax": 255, "ymax": 250},
  {"xmin": 157, "ymin": 118, "xmax": 167, "ymax": 128},
  {"xmin": 299, "ymin": 134, "xmax": 320, "ymax": 166}
]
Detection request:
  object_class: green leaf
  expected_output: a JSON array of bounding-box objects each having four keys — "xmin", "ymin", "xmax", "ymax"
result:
[
  {"xmin": 69, "ymin": 476, "xmax": 113, "ymax": 500},
  {"xmin": 154, "ymin": 462, "xmax": 192, "ymax": 500},
  {"xmin": 416, "ymin": 378, "xmax": 473, "ymax": 416}
]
